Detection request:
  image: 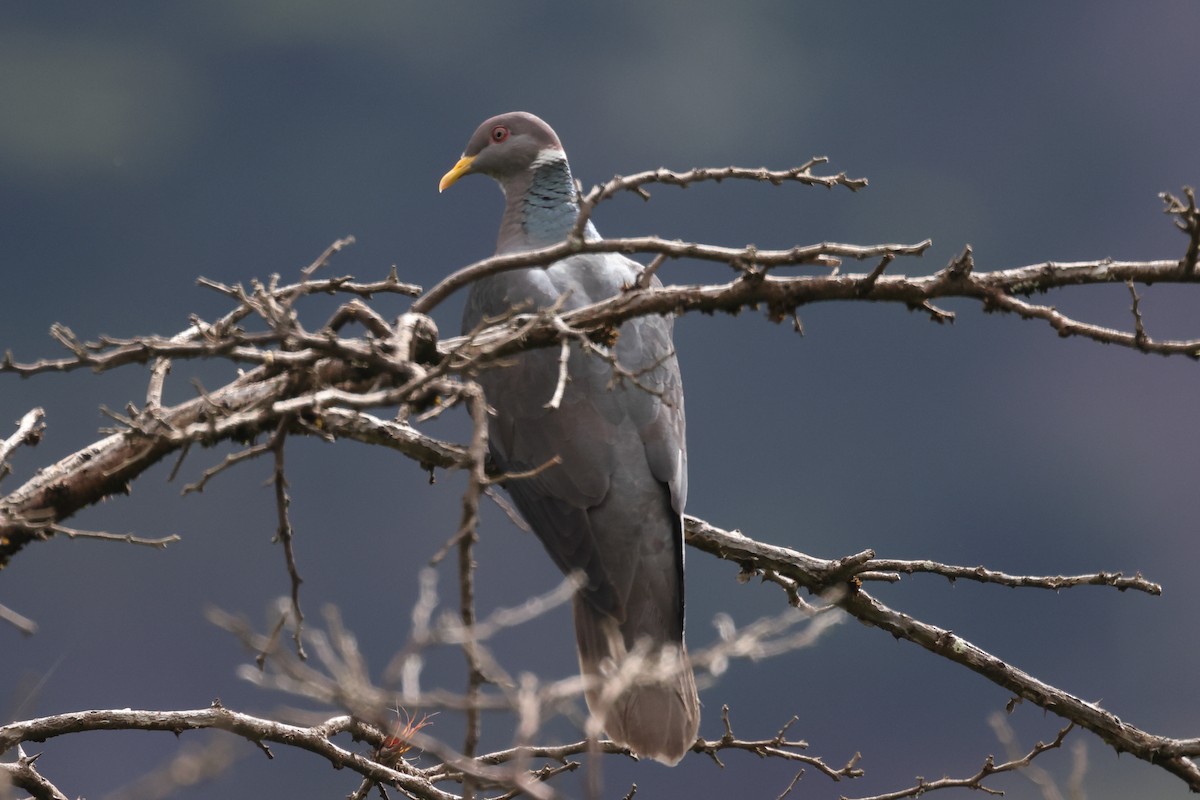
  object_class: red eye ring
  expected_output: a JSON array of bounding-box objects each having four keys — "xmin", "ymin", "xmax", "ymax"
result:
[{"xmin": 490, "ymin": 125, "xmax": 509, "ymax": 143}]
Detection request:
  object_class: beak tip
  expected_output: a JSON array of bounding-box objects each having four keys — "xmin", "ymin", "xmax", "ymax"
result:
[{"xmin": 439, "ymin": 155, "xmax": 475, "ymax": 194}]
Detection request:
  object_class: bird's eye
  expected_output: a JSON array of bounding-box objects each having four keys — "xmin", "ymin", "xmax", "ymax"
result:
[{"xmin": 491, "ymin": 126, "xmax": 509, "ymax": 143}]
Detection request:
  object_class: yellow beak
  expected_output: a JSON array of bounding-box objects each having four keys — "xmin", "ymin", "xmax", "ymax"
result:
[{"xmin": 439, "ymin": 155, "xmax": 475, "ymax": 192}]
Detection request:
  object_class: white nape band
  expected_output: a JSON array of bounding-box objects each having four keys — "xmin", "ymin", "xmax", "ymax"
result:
[{"xmin": 531, "ymin": 147, "xmax": 567, "ymax": 169}]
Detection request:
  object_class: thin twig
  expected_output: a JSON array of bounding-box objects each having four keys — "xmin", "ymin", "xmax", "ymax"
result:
[
  {"xmin": 858, "ymin": 557, "xmax": 1161, "ymax": 595},
  {"xmin": 693, "ymin": 705, "xmax": 862, "ymax": 781},
  {"xmin": 842, "ymin": 722, "xmax": 1075, "ymax": 800},
  {"xmin": 50, "ymin": 525, "xmax": 181, "ymax": 549},
  {"xmin": 1161, "ymin": 186, "xmax": 1200, "ymax": 273},
  {"xmin": 269, "ymin": 418, "xmax": 306, "ymax": 659},
  {"xmin": 544, "ymin": 339, "xmax": 571, "ymax": 410},
  {"xmin": 457, "ymin": 384, "xmax": 491, "ymax": 799},
  {"xmin": 301, "ymin": 235, "xmax": 356, "ymax": 278},
  {"xmin": 0, "ymin": 602, "xmax": 38, "ymax": 636},
  {"xmin": 571, "ymin": 160, "xmax": 868, "ymax": 241},
  {"xmin": 182, "ymin": 440, "xmax": 275, "ymax": 495}
]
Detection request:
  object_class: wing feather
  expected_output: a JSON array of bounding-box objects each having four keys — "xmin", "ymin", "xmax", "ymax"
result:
[{"xmin": 464, "ymin": 254, "xmax": 686, "ymax": 628}]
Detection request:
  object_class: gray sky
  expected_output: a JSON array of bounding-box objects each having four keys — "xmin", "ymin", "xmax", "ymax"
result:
[{"xmin": 2, "ymin": 3, "xmax": 1198, "ymax": 797}]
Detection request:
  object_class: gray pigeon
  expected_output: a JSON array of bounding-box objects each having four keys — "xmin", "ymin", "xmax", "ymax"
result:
[{"xmin": 440, "ymin": 112, "xmax": 699, "ymax": 764}]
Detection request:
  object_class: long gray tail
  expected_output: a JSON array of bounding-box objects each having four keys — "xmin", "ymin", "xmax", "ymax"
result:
[{"xmin": 573, "ymin": 596, "xmax": 700, "ymax": 765}]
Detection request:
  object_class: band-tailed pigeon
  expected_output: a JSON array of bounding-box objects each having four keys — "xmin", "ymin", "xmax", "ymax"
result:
[{"xmin": 440, "ymin": 112, "xmax": 699, "ymax": 764}]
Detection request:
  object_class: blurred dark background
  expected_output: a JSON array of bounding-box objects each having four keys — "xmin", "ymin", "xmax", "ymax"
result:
[{"xmin": 2, "ymin": 2, "xmax": 1198, "ymax": 797}]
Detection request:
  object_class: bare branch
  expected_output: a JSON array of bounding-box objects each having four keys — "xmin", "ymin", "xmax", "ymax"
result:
[
  {"xmin": 635, "ymin": 252, "xmax": 668, "ymax": 290},
  {"xmin": 301, "ymin": 235, "xmax": 356, "ymax": 278},
  {"xmin": 543, "ymin": 339, "xmax": 571, "ymax": 410},
  {"xmin": 315, "ymin": 408, "xmax": 468, "ymax": 469},
  {"xmin": 49, "ymin": 525, "xmax": 181, "ymax": 549},
  {"xmin": 1161, "ymin": 186, "xmax": 1200, "ymax": 273},
  {"xmin": 983, "ymin": 286, "xmax": 1200, "ymax": 358},
  {"xmin": 571, "ymin": 159, "xmax": 869, "ymax": 240},
  {"xmin": 584, "ymin": 159, "xmax": 869, "ymax": 204},
  {"xmin": 3, "ymin": 174, "xmax": 1200, "ymax": 796},
  {"xmin": 4, "ymin": 258, "xmax": 420, "ymax": 379},
  {"xmin": 0, "ymin": 707, "xmax": 457, "ymax": 800},
  {"xmin": 842, "ymin": 722, "xmax": 1074, "ymax": 800},
  {"xmin": 181, "ymin": 440, "xmax": 276, "ymax": 495},
  {"xmin": 0, "ymin": 602, "xmax": 38, "ymax": 636},
  {"xmin": 684, "ymin": 516, "xmax": 1200, "ymax": 791},
  {"xmin": 858, "ymin": 557, "xmax": 1162, "ymax": 595},
  {"xmin": 413, "ymin": 237, "xmax": 928, "ymax": 315},
  {"xmin": 691, "ymin": 705, "xmax": 862, "ymax": 782},
  {"xmin": 0, "ymin": 354, "xmax": 444, "ymax": 567},
  {"xmin": 988, "ymin": 713, "xmax": 1074, "ymax": 800},
  {"xmin": 268, "ymin": 420, "xmax": 307, "ymax": 659},
  {"xmin": 0, "ymin": 408, "xmax": 45, "ymax": 475},
  {"xmin": 0, "ymin": 747, "xmax": 70, "ymax": 800}
]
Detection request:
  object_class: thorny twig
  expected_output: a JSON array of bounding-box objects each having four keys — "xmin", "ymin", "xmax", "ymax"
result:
[
  {"xmin": 49, "ymin": 524, "xmax": 181, "ymax": 549},
  {"xmin": 570, "ymin": 159, "xmax": 869, "ymax": 242},
  {"xmin": 842, "ymin": 721, "xmax": 1075, "ymax": 800},
  {"xmin": 269, "ymin": 419, "xmax": 307, "ymax": 659},
  {"xmin": 856, "ymin": 556, "xmax": 1161, "ymax": 594},
  {"xmin": 694, "ymin": 705, "xmax": 862, "ymax": 781},
  {"xmin": 1161, "ymin": 186, "xmax": 1200, "ymax": 274},
  {"xmin": 987, "ymin": 712, "xmax": 1085, "ymax": 800},
  {"xmin": 0, "ymin": 746, "xmax": 70, "ymax": 800}
]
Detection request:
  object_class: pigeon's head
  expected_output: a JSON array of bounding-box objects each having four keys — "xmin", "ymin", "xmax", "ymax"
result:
[{"xmin": 439, "ymin": 111, "xmax": 564, "ymax": 192}]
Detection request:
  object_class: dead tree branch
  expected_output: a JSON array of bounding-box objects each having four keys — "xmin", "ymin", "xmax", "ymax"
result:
[
  {"xmin": 0, "ymin": 408, "xmax": 45, "ymax": 477},
  {"xmin": 683, "ymin": 516, "xmax": 1200, "ymax": 791},
  {"xmin": 4, "ymin": 168, "xmax": 1200, "ymax": 796},
  {"xmin": 843, "ymin": 722, "xmax": 1074, "ymax": 800},
  {"xmin": 0, "ymin": 706, "xmax": 458, "ymax": 800}
]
